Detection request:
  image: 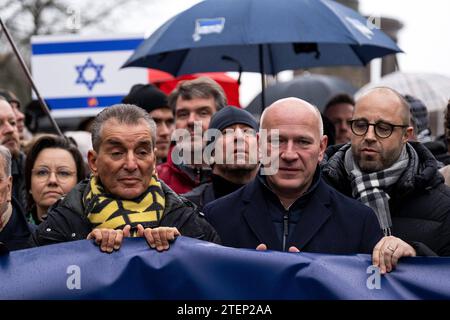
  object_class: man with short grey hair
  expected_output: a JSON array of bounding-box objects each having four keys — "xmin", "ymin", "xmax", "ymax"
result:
[
  {"xmin": 0, "ymin": 145, "xmax": 31, "ymax": 252},
  {"xmin": 34, "ymin": 104, "xmax": 220, "ymax": 252},
  {"xmin": 122, "ymin": 84, "xmax": 174, "ymax": 163}
]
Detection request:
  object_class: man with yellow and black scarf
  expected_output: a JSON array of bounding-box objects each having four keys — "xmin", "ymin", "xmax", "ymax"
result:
[{"xmin": 33, "ymin": 104, "xmax": 220, "ymax": 252}]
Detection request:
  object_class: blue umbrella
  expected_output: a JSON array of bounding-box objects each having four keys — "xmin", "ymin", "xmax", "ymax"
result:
[{"xmin": 123, "ymin": 0, "xmax": 401, "ymax": 106}]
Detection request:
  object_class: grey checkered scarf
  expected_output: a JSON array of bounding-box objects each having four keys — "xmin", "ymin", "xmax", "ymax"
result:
[{"xmin": 344, "ymin": 145, "xmax": 412, "ymax": 236}]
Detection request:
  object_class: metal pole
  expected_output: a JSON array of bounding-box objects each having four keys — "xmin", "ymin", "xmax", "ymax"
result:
[
  {"xmin": 0, "ymin": 17, "xmax": 64, "ymax": 137},
  {"xmin": 259, "ymin": 44, "xmax": 266, "ymax": 110},
  {"xmin": 221, "ymin": 55, "xmax": 243, "ymax": 85}
]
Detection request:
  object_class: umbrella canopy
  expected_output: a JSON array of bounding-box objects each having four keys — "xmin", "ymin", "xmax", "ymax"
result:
[
  {"xmin": 123, "ymin": 0, "xmax": 401, "ymax": 75},
  {"xmin": 123, "ymin": 0, "xmax": 401, "ymax": 108},
  {"xmin": 356, "ymin": 72, "xmax": 450, "ymax": 136},
  {"xmin": 246, "ymin": 74, "xmax": 357, "ymax": 116},
  {"xmin": 356, "ymin": 72, "xmax": 450, "ymax": 112}
]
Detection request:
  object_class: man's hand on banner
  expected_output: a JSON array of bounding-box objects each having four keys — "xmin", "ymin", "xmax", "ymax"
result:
[
  {"xmin": 372, "ymin": 235, "xmax": 416, "ymax": 274},
  {"xmin": 136, "ymin": 224, "xmax": 181, "ymax": 252},
  {"xmin": 256, "ymin": 243, "xmax": 300, "ymax": 253},
  {"xmin": 86, "ymin": 225, "xmax": 131, "ymax": 253}
]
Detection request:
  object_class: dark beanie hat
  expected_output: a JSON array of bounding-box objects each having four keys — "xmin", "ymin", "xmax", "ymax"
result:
[
  {"xmin": 122, "ymin": 84, "xmax": 169, "ymax": 113},
  {"xmin": 208, "ymin": 106, "xmax": 258, "ymax": 132},
  {"xmin": 404, "ymin": 94, "xmax": 429, "ymax": 133}
]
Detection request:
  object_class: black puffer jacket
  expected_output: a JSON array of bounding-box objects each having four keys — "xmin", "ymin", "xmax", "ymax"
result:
[
  {"xmin": 322, "ymin": 142, "xmax": 450, "ymax": 256},
  {"xmin": 183, "ymin": 182, "xmax": 215, "ymax": 211},
  {"xmin": 33, "ymin": 180, "xmax": 221, "ymax": 246},
  {"xmin": 11, "ymin": 152, "xmax": 27, "ymax": 214}
]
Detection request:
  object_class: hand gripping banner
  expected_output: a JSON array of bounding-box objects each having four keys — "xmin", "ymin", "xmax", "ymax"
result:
[{"xmin": 1, "ymin": 237, "xmax": 450, "ymax": 299}]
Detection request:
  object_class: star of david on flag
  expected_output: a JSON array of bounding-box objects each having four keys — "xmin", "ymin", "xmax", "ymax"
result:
[{"xmin": 75, "ymin": 57, "xmax": 105, "ymax": 91}]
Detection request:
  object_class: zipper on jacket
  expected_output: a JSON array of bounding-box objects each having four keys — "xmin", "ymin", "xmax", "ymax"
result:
[
  {"xmin": 194, "ymin": 167, "xmax": 203, "ymax": 184},
  {"xmin": 283, "ymin": 212, "xmax": 289, "ymax": 251}
]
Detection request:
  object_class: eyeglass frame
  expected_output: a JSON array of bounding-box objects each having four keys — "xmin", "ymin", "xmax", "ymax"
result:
[
  {"xmin": 31, "ymin": 167, "xmax": 76, "ymax": 182},
  {"xmin": 347, "ymin": 119, "xmax": 409, "ymax": 139}
]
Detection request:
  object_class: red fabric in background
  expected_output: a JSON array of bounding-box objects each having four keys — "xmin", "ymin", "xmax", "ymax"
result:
[{"xmin": 147, "ymin": 70, "xmax": 240, "ymax": 107}]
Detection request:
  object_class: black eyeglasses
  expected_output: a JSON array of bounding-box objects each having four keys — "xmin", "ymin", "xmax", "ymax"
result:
[
  {"xmin": 348, "ymin": 119, "xmax": 408, "ymax": 139},
  {"xmin": 32, "ymin": 168, "xmax": 76, "ymax": 182}
]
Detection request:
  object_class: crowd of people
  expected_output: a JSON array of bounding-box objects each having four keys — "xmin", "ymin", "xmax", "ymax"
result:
[{"xmin": 1, "ymin": 78, "xmax": 450, "ymax": 275}]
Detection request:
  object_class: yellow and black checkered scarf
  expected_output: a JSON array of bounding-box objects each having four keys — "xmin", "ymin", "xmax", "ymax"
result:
[{"xmin": 83, "ymin": 175, "xmax": 165, "ymax": 236}]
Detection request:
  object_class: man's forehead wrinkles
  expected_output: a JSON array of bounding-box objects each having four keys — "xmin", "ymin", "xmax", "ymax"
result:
[
  {"xmin": 103, "ymin": 136, "xmax": 152, "ymax": 147},
  {"xmin": 0, "ymin": 114, "xmax": 15, "ymax": 121},
  {"xmin": 102, "ymin": 127, "xmax": 151, "ymax": 138},
  {"xmin": 178, "ymin": 105, "xmax": 212, "ymax": 111},
  {"xmin": 353, "ymin": 112, "xmax": 402, "ymax": 124}
]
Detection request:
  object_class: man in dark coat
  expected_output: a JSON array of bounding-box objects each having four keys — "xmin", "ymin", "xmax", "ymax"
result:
[
  {"xmin": 204, "ymin": 98, "xmax": 383, "ymax": 255},
  {"xmin": 0, "ymin": 146, "xmax": 31, "ymax": 252},
  {"xmin": 0, "ymin": 98, "xmax": 27, "ymax": 211},
  {"xmin": 34, "ymin": 179, "xmax": 218, "ymax": 247},
  {"xmin": 34, "ymin": 104, "xmax": 220, "ymax": 252},
  {"xmin": 322, "ymin": 87, "xmax": 450, "ymax": 272}
]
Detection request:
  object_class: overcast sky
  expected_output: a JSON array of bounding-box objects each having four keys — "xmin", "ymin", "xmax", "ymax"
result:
[
  {"xmin": 360, "ymin": 0, "xmax": 450, "ymax": 77},
  {"xmin": 95, "ymin": 0, "xmax": 450, "ymax": 105}
]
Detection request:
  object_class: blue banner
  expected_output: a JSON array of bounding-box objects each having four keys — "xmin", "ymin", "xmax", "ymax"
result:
[{"xmin": 1, "ymin": 237, "xmax": 449, "ymax": 300}]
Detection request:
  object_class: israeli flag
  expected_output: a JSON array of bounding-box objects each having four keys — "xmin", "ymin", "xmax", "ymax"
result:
[{"xmin": 31, "ymin": 34, "xmax": 148, "ymax": 118}]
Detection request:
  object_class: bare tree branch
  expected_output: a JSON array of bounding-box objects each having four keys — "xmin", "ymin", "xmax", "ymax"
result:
[
  {"xmin": 0, "ymin": 0, "xmax": 17, "ymax": 12},
  {"xmin": 0, "ymin": 0, "xmax": 144, "ymax": 104}
]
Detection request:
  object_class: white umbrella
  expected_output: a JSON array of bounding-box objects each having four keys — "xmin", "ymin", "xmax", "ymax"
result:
[{"xmin": 356, "ymin": 72, "xmax": 450, "ymax": 135}]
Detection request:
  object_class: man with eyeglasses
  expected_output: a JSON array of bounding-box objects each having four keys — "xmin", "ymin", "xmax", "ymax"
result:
[
  {"xmin": 322, "ymin": 87, "xmax": 450, "ymax": 273},
  {"xmin": 0, "ymin": 145, "xmax": 31, "ymax": 252}
]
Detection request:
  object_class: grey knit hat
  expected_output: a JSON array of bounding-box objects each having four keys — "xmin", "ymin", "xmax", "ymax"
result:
[{"xmin": 404, "ymin": 94, "xmax": 429, "ymax": 133}]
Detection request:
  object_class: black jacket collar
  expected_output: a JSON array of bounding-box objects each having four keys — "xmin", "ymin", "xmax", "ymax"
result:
[
  {"xmin": 241, "ymin": 168, "xmax": 333, "ymax": 250},
  {"xmin": 211, "ymin": 174, "xmax": 245, "ymax": 199}
]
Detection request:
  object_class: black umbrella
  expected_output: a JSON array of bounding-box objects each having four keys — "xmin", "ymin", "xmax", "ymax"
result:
[
  {"xmin": 123, "ymin": 0, "xmax": 401, "ymax": 108},
  {"xmin": 246, "ymin": 74, "xmax": 357, "ymax": 117}
]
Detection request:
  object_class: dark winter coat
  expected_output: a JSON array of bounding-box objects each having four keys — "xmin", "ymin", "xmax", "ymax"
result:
[
  {"xmin": 0, "ymin": 197, "xmax": 32, "ymax": 251},
  {"xmin": 322, "ymin": 142, "xmax": 450, "ymax": 256},
  {"xmin": 33, "ymin": 179, "xmax": 220, "ymax": 246},
  {"xmin": 204, "ymin": 170, "xmax": 382, "ymax": 254}
]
